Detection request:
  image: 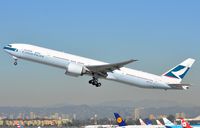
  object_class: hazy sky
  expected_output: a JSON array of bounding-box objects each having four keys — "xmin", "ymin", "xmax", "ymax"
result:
[{"xmin": 0, "ymin": 1, "xmax": 199, "ymax": 107}]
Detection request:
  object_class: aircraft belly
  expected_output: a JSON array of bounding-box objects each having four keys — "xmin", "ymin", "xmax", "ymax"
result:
[{"xmin": 111, "ymin": 72, "xmax": 170, "ymax": 89}]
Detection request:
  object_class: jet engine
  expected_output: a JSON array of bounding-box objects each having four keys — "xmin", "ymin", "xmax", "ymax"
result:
[{"xmin": 65, "ymin": 62, "xmax": 86, "ymax": 77}]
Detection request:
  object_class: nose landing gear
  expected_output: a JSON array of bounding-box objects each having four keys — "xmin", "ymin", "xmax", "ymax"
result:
[{"xmin": 13, "ymin": 56, "xmax": 18, "ymax": 66}]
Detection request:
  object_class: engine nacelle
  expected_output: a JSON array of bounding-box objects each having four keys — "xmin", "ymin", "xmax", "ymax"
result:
[{"xmin": 65, "ymin": 62, "xmax": 86, "ymax": 77}]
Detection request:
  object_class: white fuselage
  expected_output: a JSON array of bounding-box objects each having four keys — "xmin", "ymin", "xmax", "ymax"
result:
[{"xmin": 4, "ymin": 44, "xmax": 174, "ymax": 89}]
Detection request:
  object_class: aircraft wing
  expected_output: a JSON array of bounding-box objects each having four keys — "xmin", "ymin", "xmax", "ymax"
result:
[{"xmin": 86, "ymin": 59, "xmax": 137, "ymax": 77}]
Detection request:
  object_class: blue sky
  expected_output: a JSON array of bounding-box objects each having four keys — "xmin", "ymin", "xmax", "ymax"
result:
[{"xmin": 0, "ymin": 1, "xmax": 200, "ymax": 107}]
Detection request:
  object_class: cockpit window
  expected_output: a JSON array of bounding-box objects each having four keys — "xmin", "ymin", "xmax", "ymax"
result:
[{"xmin": 3, "ymin": 45, "xmax": 17, "ymax": 52}]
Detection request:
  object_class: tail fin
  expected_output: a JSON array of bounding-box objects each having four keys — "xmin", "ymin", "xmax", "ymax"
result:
[
  {"xmin": 139, "ymin": 119, "xmax": 147, "ymax": 125},
  {"xmin": 114, "ymin": 113, "xmax": 126, "ymax": 126},
  {"xmin": 156, "ymin": 120, "xmax": 163, "ymax": 125},
  {"xmin": 162, "ymin": 58, "xmax": 195, "ymax": 83},
  {"xmin": 180, "ymin": 118, "xmax": 192, "ymax": 128},
  {"xmin": 145, "ymin": 119, "xmax": 152, "ymax": 125},
  {"xmin": 163, "ymin": 117, "xmax": 175, "ymax": 126},
  {"xmin": 16, "ymin": 123, "xmax": 24, "ymax": 128}
]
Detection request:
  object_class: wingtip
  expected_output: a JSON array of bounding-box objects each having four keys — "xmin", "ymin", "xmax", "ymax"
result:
[{"xmin": 131, "ymin": 59, "xmax": 138, "ymax": 62}]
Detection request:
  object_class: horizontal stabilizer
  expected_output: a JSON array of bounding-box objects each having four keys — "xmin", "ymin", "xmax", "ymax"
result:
[{"xmin": 168, "ymin": 84, "xmax": 191, "ymax": 90}]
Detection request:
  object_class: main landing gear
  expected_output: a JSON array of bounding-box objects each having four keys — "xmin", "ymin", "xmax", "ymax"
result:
[{"xmin": 89, "ymin": 77, "xmax": 101, "ymax": 87}]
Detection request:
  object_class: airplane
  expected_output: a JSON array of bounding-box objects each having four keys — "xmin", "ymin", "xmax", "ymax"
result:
[
  {"xmin": 3, "ymin": 43, "xmax": 195, "ymax": 89},
  {"xmin": 114, "ymin": 112, "xmax": 166, "ymax": 128},
  {"xmin": 162, "ymin": 117, "xmax": 182, "ymax": 128},
  {"xmin": 16, "ymin": 123, "xmax": 24, "ymax": 128},
  {"xmin": 139, "ymin": 119, "xmax": 152, "ymax": 125},
  {"xmin": 180, "ymin": 118, "xmax": 192, "ymax": 128},
  {"xmin": 139, "ymin": 119, "xmax": 147, "ymax": 125},
  {"xmin": 156, "ymin": 120, "xmax": 163, "ymax": 125},
  {"xmin": 180, "ymin": 118, "xmax": 200, "ymax": 128}
]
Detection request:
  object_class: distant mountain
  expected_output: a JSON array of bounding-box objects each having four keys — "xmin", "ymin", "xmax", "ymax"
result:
[
  {"xmin": 0, "ymin": 100, "xmax": 199, "ymax": 120},
  {"xmin": 96, "ymin": 99, "xmax": 192, "ymax": 108},
  {"xmin": 141, "ymin": 106, "xmax": 200, "ymax": 118}
]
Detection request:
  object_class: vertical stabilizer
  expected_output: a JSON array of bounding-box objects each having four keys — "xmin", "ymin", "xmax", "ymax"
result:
[
  {"xmin": 114, "ymin": 113, "xmax": 126, "ymax": 126},
  {"xmin": 162, "ymin": 58, "xmax": 195, "ymax": 83},
  {"xmin": 180, "ymin": 118, "xmax": 192, "ymax": 128},
  {"xmin": 156, "ymin": 120, "xmax": 163, "ymax": 125},
  {"xmin": 139, "ymin": 119, "xmax": 147, "ymax": 125},
  {"xmin": 163, "ymin": 117, "xmax": 175, "ymax": 126}
]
